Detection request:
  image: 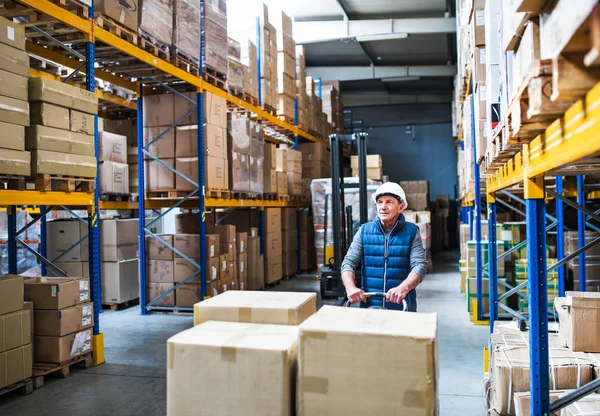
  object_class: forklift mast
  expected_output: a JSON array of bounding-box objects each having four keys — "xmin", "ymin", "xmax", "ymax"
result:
[{"xmin": 320, "ymin": 133, "xmax": 370, "ymax": 299}]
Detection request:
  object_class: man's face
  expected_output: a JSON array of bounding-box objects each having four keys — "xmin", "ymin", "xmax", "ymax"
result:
[{"xmin": 376, "ymin": 195, "xmax": 403, "ymax": 222}]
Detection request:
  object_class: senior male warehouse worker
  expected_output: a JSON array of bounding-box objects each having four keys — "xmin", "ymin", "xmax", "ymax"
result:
[{"xmin": 341, "ymin": 182, "xmax": 427, "ymax": 311}]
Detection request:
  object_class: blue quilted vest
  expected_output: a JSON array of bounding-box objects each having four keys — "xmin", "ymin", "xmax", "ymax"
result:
[{"xmin": 360, "ymin": 215, "xmax": 418, "ymax": 311}]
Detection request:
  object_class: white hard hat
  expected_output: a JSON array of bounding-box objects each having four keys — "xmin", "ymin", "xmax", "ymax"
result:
[{"xmin": 372, "ymin": 182, "xmax": 408, "ymax": 209}]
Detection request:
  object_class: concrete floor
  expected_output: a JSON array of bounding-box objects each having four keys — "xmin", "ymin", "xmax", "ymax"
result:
[{"xmin": 0, "ymin": 250, "xmax": 488, "ymax": 415}]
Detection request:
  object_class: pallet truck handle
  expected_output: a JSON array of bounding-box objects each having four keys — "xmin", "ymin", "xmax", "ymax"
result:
[{"xmin": 344, "ymin": 292, "xmax": 407, "ymax": 311}]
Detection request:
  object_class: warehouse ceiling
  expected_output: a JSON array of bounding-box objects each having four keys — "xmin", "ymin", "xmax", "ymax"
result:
[{"xmin": 278, "ymin": 0, "xmax": 457, "ymax": 107}]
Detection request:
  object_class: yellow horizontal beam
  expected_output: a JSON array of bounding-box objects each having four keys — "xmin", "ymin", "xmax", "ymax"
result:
[
  {"xmin": 527, "ymin": 81, "xmax": 600, "ymax": 178},
  {"xmin": 17, "ymin": 0, "xmax": 91, "ymax": 34},
  {"xmin": 486, "ymin": 153, "xmax": 525, "ymax": 193},
  {"xmin": 0, "ymin": 190, "xmax": 93, "ymax": 206},
  {"xmin": 26, "ymin": 42, "xmax": 139, "ymax": 93},
  {"xmin": 100, "ymin": 198, "xmax": 310, "ymax": 210}
]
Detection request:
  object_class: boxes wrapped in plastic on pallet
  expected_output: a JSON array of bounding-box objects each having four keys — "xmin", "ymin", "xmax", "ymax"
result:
[{"xmin": 139, "ymin": 0, "xmax": 173, "ymax": 46}]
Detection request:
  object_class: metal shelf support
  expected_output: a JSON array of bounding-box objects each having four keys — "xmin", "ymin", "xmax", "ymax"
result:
[
  {"xmin": 198, "ymin": 91, "xmax": 207, "ymax": 300},
  {"xmin": 526, "ymin": 175, "xmax": 550, "ymax": 415},
  {"xmin": 470, "ymin": 80, "xmax": 483, "ymax": 321},
  {"xmin": 556, "ymin": 176, "xmax": 566, "ymax": 296},
  {"xmin": 487, "ymin": 193, "xmax": 498, "ymax": 332},
  {"xmin": 577, "ymin": 175, "xmax": 587, "ymax": 291},
  {"xmin": 7, "ymin": 206, "xmax": 17, "ymax": 274},
  {"xmin": 137, "ymin": 86, "xmax": 147, "ymax": 315}
]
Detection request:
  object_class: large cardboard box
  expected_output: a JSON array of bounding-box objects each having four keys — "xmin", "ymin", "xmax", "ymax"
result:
[
  {"xmin": 174, "ymin": 156, "xmax": 198, "ymax": 190},
  {"xmin": 0, "ymin": 121, "xmax": 25, "ymax": 151},
  {"xmin": 0, "ymin": 344, "xmax": 32, "ymax": 389},
  {"xmin": 206, "ymin": 234, "xmax": 220, "ymax": 258},
  {"xmin": 264, "ymin": 142, "xmax": 276, "ymax": 169},
  {"xmin": 175, "ymin": 124, "xmax": 226, "ymax": 158},
  {"xmin": 266, "ymin": 258, "xmax": 283, "ymax": 284},
  {"xmin": 145, "ymin": 158, "xmax": 175, "ymax": 191},
  {"xmin": 167, "ymin": 321, "xmax": 298, "ymax": 416},
  {"xmin": 143, "ymin": 94, "xmax": 174, "ymax": 127},
  {"xmin": 264, "ymin": 168, "xmax": 277, "ymax": 193},
  {"xmin": 145, "ymin": 234, "xmax": 174, "ymax": 260},
  {"xmin": 100, "ymin": 161, "xmax": 129, "ymax": 194},
  {"xmin": 174, "ymin": 258, "xmax": 201, "ymax": 283},
  {"xmin": 205, "ymin": 155, "xmax": 228, "ymax": 189},
  {"xmin": 99, "ymin": 131, "xmax": 127, "ymax": 163},
  {"xmin": 205, "ymin": 91, "xmax": 227, "ymax": 128},
  {"xmin": 46, "ymin": 219, "xmax": 89, "ymax": 262},
  {"xmin": 219, "ymin": 254, "xmax": 230, "ymax": 281},
  {"xmin": 173, "ymin": 92, "xmax": 198, "ymax": 125},
  {"xmin": 298, "ymin": 306, "xmax": 438, "ymax": 415},
  {"xmin": 0, "ymin": 309, "xmax": 31, "ymax": 353},
  {"xmin": 0, "ymin": 148, "xmax": 30, "ymax": 175},
  {"xmin": 25, "ymin": 278, "xmax": 90, "ymax": 309},
  {"xmin": 0, "ymin": 95, "xmax": 29, "ymax": 126},
  {"xmin": 194, "ymin": 290, "xmax": 316, "ymax": 326},
  {"xmin": 175, "ymin": 283, "xmax": 201, "ymax": 307},
  {"xmin": 33, "ymin": 303, "xmax": 93, "ymax": 337},
  {"xmin": 26, "ymin": 125, "xmax": 95, "ymax": 156},
  {"xmin": 350, "ymin": 154, "xmax": 382, "ymax": 169},
  {"xmin": 147, "ymin": 260, "xmax": 174, "ymax": 283},
  {"xmin": 0, "ymin": 16, "xmax": 26, "ymax": 50},
  {"xmin": 30, "ymin": 102, "xmax": 69, "ymax": 130},
  {"xmin": 94, "ymin": 0, "xmax": 139, "ymax": 31},
  {"xmin": 230, "ymin": 151, "xmax": 250, "ymax": 192},
  {"xmin": 277, "ymin": 171, "xmax": 288, "ymax": 194},
  {"xmin": 174, "ymin": 234, "xmax": 200, "ymax": 259},
  {"xmin": 34, "ymin": 328, "xmax": 93, "ymax": 363},
  {"xmin": 0, "ymin": 42, "xmax": 28, "ymax": 78},
  {"xmin": 0, "ymin": 275, "xmax": 24, "ymax": 316},
  {"xmin": 147, "ymin": 283, "xmax": 175, "ymax": 307},
  {"xmin": 213, "ymin": 224, "xmax": 236, "ymax": 243},
  {"xmin": 264, "ymin": 208, "xmax": 281, "ymax": 234},
  {"xmin": 175, "ymin": 212, "xmax": 200, "ymax": 234},
  {"xmin": 29, "ymin": 77, "xmax": 98, "ymax": 114},
  {"xmin": 102, "ymin": 260, "xmax": 139, "ymax": 304},
  {"xmin": 31, "ymin": 149, "xmax": 96, "ymax": 177},
  {"xmin": 555, "ymin": 292, "xmax": 600, "ymax": 352},
  {"xmin": 143, "ymin": 127, "xmax": 175, "ymax": 159},
  {"xmin": 101, "ymin": 218, "xmax": 138, "ymax": 261},
  {"xmin": 236, "ymin": 232, "xmax": 248, "ymax": 254},
  {"xmin": 70, "ymin": 109, "xmax": 95, "ymax": 135}
]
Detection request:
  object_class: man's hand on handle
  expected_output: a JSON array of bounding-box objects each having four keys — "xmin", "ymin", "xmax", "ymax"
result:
[
  {"xmin": 346, "ymin": 286, "xmax": 366, "ymax": 304},
  {"xmin": 386, "ymin": 284, "xmax": 409, "ymax": 304}
]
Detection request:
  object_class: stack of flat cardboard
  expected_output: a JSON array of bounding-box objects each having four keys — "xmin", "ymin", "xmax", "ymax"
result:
[
  {"xmin": 352, "ymin": 154, "xmax": 383, "ymax": 181},
  {"xmin": 25, "ymin": 277, "xmax": 94, "ymax": 364},
  {"xmin": 273, "ymin": 11, "xmax": 295, "ymax": 120},
  {"xmin": 264, "ymin": 208, "xmax": 283, "ymax": 284},
  {"xmin": 281, "ymin": 208, "xmax": 298, "ymax": 277},
  {"xmin": 0, "ymin": 17, "xmax": 31, "ymax": 177},
  {"xmin": 27, "ymin": 77, "xmax": 98, "ymax": 178},
  {"xmin": 295, "ymin": 46, "xmax": 309, "ymax": 129},
  {"xmin": 259, "ymin": 5, "xmax": 278, "ymax": 109},
  {"xmin": 299, "ymin": 142, "xmax": 330, "ymax": 197},
  {"xmin": 0, "ymin": 275, "xmax": 32, "ymax": 389}
]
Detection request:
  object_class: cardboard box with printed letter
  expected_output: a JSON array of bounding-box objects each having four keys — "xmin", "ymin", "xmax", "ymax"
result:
[
  {"xmin": 147, "ymin": 283, "xmax": 175, "ymax": 307},
  {"xmin": 33, "ymin": 303, "xmax": 93, "ymax": 337},
  {"xmin": 24, "ymin": 277, "xmax": 90, "ymax": 309},
  {"xmin": 34, "ymin": 328, "xmax": 93, "ymax": 363}
]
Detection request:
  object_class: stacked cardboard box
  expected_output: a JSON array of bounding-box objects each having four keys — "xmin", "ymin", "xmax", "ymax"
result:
[
  {"xmin": 98, "ymin": 131, "xmax": 128, "ymax": 194},
  {"xmin": 565, "ymin": 231, "xmax": 600, "ymax": 291},
  {"xmin": 264, "ymin": 208, "xmax": 282, "ymax": 284},
  {"xmin": 27, "ymin": 77, "xmax": 98, "ymax": 179},
  {"xmin": 274, "ymin": 147, "xmax": 288, "ymax": 195},
  {"xmin": 0, "ymin": 17, "xmax": 30, "ymax": 177},
  {"xmin": 259, "ymin": 6, "xmax": 278, "ymax": 109},
  {"xmin": 241, "ymin": 40, "xmax": 258, "ymax": 99},
  {"xmin": 299, "ymin": 210, "xmax": 317, "ymax": 271},
  {"xmin": 263, "ymin": 142, "xmax": 277, "ymax": 194},
  {"xmin": 305, "ymin": 77, "xmax": 322, "ymax": 133},
  {"xmin": 295, "ymin": 45, "xmax": 309, "ymax": 129},
  {"xmin": 139, "ymin": 0, "xmax": 173, "ymax": 48},
  {"xmin": 299, "ymin": 142, "xmax": 330, "ymax": 192},
  {"xmin": 227, "ymin": 114, "xmax": 264, "ymax": 193},
  {"xmin": 46, "ymin": 219, "xmax": 89, "ymax": 277},
  {"xmin": 145, "ymin": 234, "xmax": 176, "ymax": 306},
  {"xmin": 404, "ymin": 210, "xmax": 433, "ymax": 272},
  {"xmin": 246, "ymin": 227, "xmax": 264, "ymax": 290},
  {"xmin": 236, "ymin": 232, "xmax": 248, "ymax": 290},
  {"xmin": 212, "ymin": 224, "xmax": 237, "ymax": 292},
  {"xmin": 277, "ymin": 147, "xmax": 302, "ymax": 196},
  {"xmin": 143, "ymin": 91, "xmax": 229, "ymax": 192},
  {"xmin": 25, "ymin": 277, "xmax": 94, "ymax": 363},
  {"xmin": 0, "ymin": 275, "xmax": 32, "ymax": 388},
  {"xmin": 352, "ymin": 154, "xmax": 383, "ymax": 181},
  {"xmin": 226, "ymin": 38, "xmax": 244, "ymax": 93},
  {"xmin": 272, "ymin": 11, "xmax": 295, "ymax": 120},
  {"xmin": 281, "ymin": 208, "xmax": 298, "ymax": 277},
  {"xmin": 399, "ymin": 180, "xmax": 429, "ymax": 211},
  {"xmin": 127, "ymin": 146, "xmax": 138, "ymax": 194},
  {"xmin": 321, "ymin": 82, "xmax": 344, "ymax": 134},
  {"xmin": 94, "ymin": 0, "xmax": 138, "ymax": 32}
]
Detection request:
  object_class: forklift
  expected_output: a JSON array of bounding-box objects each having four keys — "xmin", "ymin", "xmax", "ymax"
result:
[{"xmin": 319, "ymin": 132, "xmax": 370, "ymax": 301}]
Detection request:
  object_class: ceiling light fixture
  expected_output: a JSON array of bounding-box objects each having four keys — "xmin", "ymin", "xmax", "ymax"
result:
[
  {"xmin": 355, "ymin": 33, "xmax": 409, "ymax": 42},
  {"xmin": 381, "ymin": 76, "xmax": 421, "ymax": 83}
]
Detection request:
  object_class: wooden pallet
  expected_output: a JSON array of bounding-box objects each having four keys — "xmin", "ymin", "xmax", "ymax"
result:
[
  {"xmin": 33, "ymin": 352, "xmax": 94, "ymax": 390},
  {"xmin": 139, "ymin": 33, "xmax": 170, "ymax": 62},
  {"xmin": 278, "ymin": 194, "xmax": 290, "ymax": 202},
  {"xmin": 278, "ymin": 114, "xmax": 294, "ymax": 125},
  {"xmin": 203, "ymin": 68, "xmax": 226, "ymax": 90},
  {"xmin": 244, "ymin": 94, "xmax": 259, "ymax": 107},
  {"xmin": 146, "ymin": 189, "xmax": 199, "ymax": 199},
  {"xmin": 103, "ymin": 297, "xmax": 139, "ymax": 311},
  {"xmin": 100, "ymin": 192, "xmax": 132, "ymax": 202},
  {"xmin": 262, "ymin": 192, "xmax": 277, "ymax": 201},
  {"xmin": 0, "ymin": 175, "xmax": 27, "ymax": 190},
  {"xmin": 171, "ymin": 52, "xmax": 200, "ymax": 76},
  {"xmin": 34, "ymin": 174, "xmax": 94, "ymax": 192},
  {"xmin": 262, "ymin": 105, "xmax": 277, "ymax": 116},
  {"xmin": 205, "ymin": 188, "xmax": 231, "ymax": 199},
  {"xmin": 231, "ymin": 191, "xmax": 263, "ymax": 200},
  {"xmin": 265, "ymin": 279, "xmax": 282, "ymax": 288},
  {"xmin": 51, "ymin": 0, "xmax": 89, "ymax": 17},
  {"xmin": 95, "ymin": 14, "xmax": 138, "ymax": 45},
  {"xmin": 0, "ymin": 378, "xmax": 33, "ymax": 398}
]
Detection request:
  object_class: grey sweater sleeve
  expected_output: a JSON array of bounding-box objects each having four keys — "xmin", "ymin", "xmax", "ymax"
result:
[
  {"xmin": 340, "ymin": 226, "xmax": 363, "ymax": 273},
  {"xmin": 410, "ymin": 229, "xmax": 428, "ymax": 279}
]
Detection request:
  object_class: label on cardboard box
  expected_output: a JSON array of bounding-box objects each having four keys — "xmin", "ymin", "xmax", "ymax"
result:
[
  {"xmin": 79, "ymin": 279, "xmax": 89, "ymax": 302},
  {"xmin": 476, "ymin": 10, "xmax": 484, "ymax": 26},
  {"xmin": 70, "ymin": 329, "xmax": 92, "ymax": 356}
]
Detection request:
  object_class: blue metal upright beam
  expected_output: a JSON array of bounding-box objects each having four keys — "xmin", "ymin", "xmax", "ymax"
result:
[
  {"xmin": 526, "ymin": 176, "xmax": 550, "ymax": 415},
  {"xmin": 470, "ymin": 86, "xmax": 483, "ymax": 321},
  {"xmin": 7, "ymin": 206, "xmax": 17, "ymax": 274},
  {"xmin": 197, "ymin": 91, "xmax": 207, "ymax": 299},
  {"xmin": 488, "ymin": 196, "xmax": 498, "ymax": 332},
  {"xmin": 137, "ymin": 86, "xmax": 147, "ymax": 315},
  {"xmin": 577, "ymin": 175, "xmax": 586, "ymax": 291},
  {"xmin": 40, "ymin": 206, "xmax": 47, "ymax": 276},
  {"xmin": 556, "ymin": 176, "xmax": 566, "ymax": 296},
  {"xmin": 85, "ymin": 33, "xmax": 101, "ymax": 334}
]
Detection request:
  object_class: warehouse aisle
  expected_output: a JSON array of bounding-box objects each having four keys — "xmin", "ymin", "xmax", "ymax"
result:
[{"xmin": 0, "ymin": 251, "xmax": 488, "ymax": 416}]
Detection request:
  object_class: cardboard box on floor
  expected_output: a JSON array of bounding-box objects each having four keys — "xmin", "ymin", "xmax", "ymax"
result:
[
  {"xmin": 33, "ymin": 303, "xmax": 93, "ymax": 337},
  {"xmin": 297, "ymin": 306, "xmax": 438, "ymax": 415},
  {"xmin": 147, "ymin": 283, "xmax": 175, "ymax": 307},
  {"xmin": 0, "ymin": 344, "xmax": 32, "ymax": 389},
  {"xmin": 34, "ymin": 328, "xmax": 93, "ymax": 363},
  {"xmin": 167, "ymin": 321, "xmax": 298, "ymax": 416},
  {"xmin": 193, "ymin": 291, "xmax": 316, "ymax": 326},
  {"xmin": 0, "ymin": 309, "xmax": 31, "ymax": 353},
  {"xmin": 101, "ymin": 218, "xmax": 138, "ymax": 261},
  {"xmin": 0, "ymin": 275, "xmax": 24, "ymax": 316},
  {"xmin": 555, "ymin": 291, "xmax": 600, "ymax": 352},
  {"xmin": 175, "ymin": 284, "xmax": 201, "ymax": 307},
  {"xmin": 102, "ymin": 259, "xmax": 139, "ymax": 304}
]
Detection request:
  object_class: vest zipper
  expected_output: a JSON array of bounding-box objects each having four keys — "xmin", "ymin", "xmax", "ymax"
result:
[{"xmin": 382, "ymin": 220, "xmax": 399, "ymax": 308}]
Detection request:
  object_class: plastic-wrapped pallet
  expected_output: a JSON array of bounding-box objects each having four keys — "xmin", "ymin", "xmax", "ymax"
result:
[
  {"xmin": 202, "ymin": 0, "xmax": 228, "ymax": 75},
  {"xmin": 139, "ymin": 0, "xmax": 173, "ymax": 47},
  {"xmin": 173, "ymin": 0, "xmax": 200, "ymax": 61},
  {"xmin": 249, "ymin": 120, "xmax": 264, "ymax": 193}
]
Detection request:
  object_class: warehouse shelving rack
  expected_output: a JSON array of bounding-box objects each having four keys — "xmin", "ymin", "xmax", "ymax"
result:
[
  {"xmin": 2, "ymin": 0, "xmax": 323, "ymax": 349},
  {"xmin": 461, "ymin": 65, "xmax": 600, "ymax": 411}
]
